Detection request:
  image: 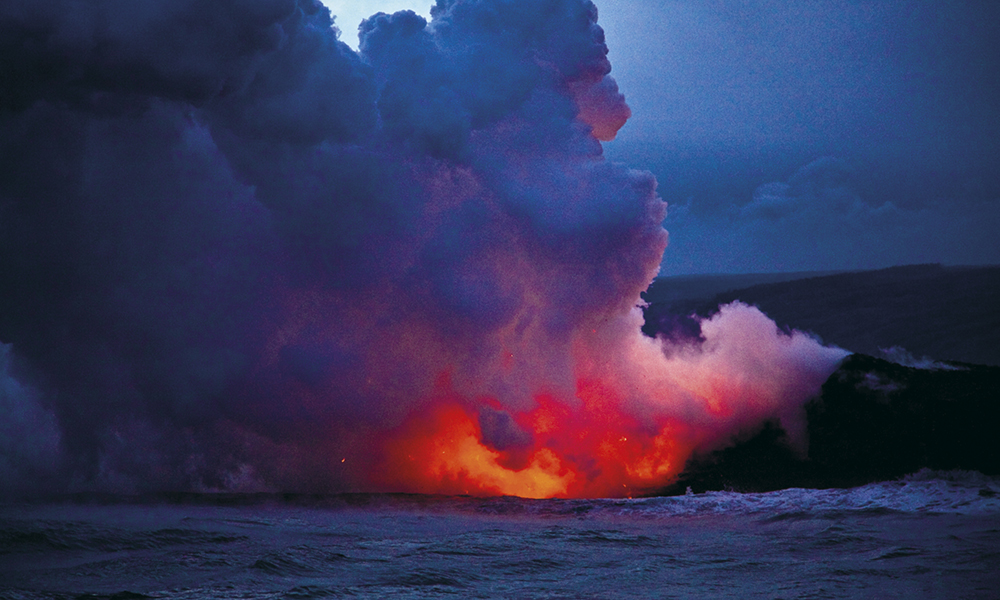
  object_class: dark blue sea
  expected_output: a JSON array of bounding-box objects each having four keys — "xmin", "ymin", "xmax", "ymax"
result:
[{"xmin": 2, "ymin": 470, "xmax": 998, "ymax": 599}]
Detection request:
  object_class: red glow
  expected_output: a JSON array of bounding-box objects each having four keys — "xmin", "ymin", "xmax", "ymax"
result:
[
  {"xmin": 374, "ymin": 374, "xmax": 701, "ymax": 499},
  {"xmin": 372, "ymin": 400, "xmax": 569, "ymax": 498}
]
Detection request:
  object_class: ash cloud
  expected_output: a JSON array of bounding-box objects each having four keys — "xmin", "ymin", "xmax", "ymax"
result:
[{"xmin": 0, "ymin": 0, "xmax": 844, "ymax": 497}]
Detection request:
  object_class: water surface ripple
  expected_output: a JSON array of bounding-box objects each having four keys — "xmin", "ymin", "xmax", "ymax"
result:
[{"xmin": 2, "ymin": 471, "xmax": 998, "ymax": 599}]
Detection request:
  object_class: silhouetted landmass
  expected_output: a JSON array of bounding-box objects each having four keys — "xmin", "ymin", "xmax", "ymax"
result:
[
  {"xmin": 641, "ymin": 270, "xmax": 843, "ymax": 305},
  {"xmin": 644, "ymin": 264, "xmax": 1000, "ymax": 366},
  {"xmin": 658, "ymin": 354, "xmax": 1000, "ymax": 495}
]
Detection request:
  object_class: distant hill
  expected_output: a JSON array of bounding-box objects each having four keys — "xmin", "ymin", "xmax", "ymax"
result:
[
  {"xmin": 643, "ymin": 264, "xmax": 1000, "ymax": 366},
  {"xmin": 641, "ymin": 270, "xmax": 844, "ymax": 305}
]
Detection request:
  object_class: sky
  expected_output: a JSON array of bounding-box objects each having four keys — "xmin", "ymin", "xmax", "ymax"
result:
[{"xmin": 330, "ymin": 0, "xmax": 1000, "ymax": 275}]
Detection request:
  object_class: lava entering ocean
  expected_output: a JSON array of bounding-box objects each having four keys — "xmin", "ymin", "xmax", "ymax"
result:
[
  {"xmin": 0, "ymin": 0, "xmax": 846, "ymax": 498},
  {"xmin": 369, "ymin": 303, "xmax": 846, "ymax": 498}
]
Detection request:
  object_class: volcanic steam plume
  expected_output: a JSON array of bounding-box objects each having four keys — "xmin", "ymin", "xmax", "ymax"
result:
[{"xmin": 0, "ymin": 0, "xmax": 847, "ymax": 498}]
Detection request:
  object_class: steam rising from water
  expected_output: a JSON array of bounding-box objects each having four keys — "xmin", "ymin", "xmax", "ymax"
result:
[{"xmin": 0, "ymin": 0, "xmax": 846, "ymax": 497}]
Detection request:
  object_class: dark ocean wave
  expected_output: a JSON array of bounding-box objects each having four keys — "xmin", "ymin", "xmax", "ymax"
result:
[
  {"xmin": 3, "ymin": 472, "xmax": 998, "ymax": 599},
  {"xmin": 7, "ymin": 468, "xmax": 1000, "ymax": 519},
  {"xmin": 0, "ymin": 522, "xmax": 247, "ymax": 555}
]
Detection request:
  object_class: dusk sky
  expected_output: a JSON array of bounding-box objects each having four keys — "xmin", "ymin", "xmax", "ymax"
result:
[{"xmin": 333, "ymin": 0, "xmax": 1000, "ymax": 275}]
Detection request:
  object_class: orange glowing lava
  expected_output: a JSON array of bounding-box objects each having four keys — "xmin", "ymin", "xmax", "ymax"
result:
[{"xmin": 374, "ymin": 375, "xmax": 700, "ymax": 499}]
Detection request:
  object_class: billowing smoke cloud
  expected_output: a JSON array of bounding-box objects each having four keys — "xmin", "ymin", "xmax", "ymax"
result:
[{"xmin": 0, "ymin": 0, "xmax": 846, "ymax": 498}]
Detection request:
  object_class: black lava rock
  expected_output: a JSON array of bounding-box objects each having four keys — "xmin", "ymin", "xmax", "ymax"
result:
[{"xmin": 657, "ymin": 354, "xmax": 1000, "ymax": 495}]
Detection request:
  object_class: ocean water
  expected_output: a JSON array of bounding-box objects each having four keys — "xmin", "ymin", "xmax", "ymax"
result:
[{"xmin": 2, "ymin": 471, "xmax": 999, "ymax": 599}]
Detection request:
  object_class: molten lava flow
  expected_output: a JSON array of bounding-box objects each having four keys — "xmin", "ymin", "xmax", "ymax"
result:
[
  {"xmin": 377, "ymin": 380, "xmax": 698, "ymax": 499},
  {"xmin": 375, "ymin": 401, "xmax": 570, "ymax": 498}
]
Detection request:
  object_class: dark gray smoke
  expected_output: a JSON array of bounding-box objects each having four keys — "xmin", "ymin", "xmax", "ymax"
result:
[
  {"xmin": 1, "ymin": 0, "xmax": 848, "ymax": 497},
  {"xmin": 0, "ymin": 0, "xmax": 672, "ymax": 494}
]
